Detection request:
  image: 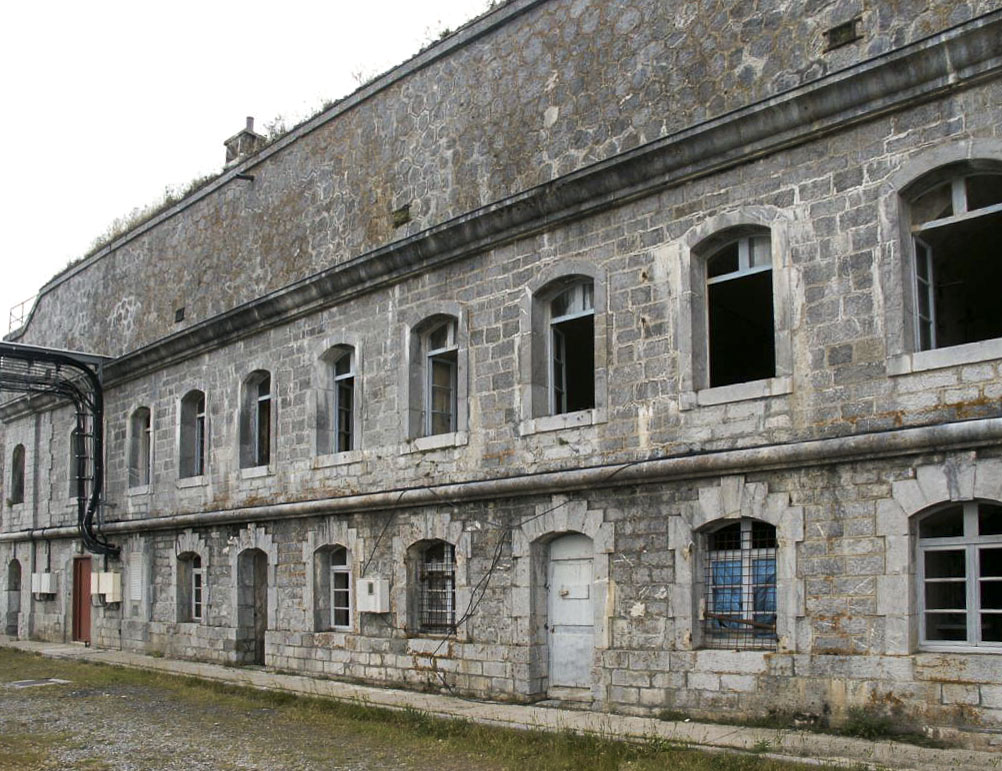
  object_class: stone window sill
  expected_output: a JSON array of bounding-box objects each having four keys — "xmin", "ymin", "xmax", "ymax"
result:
[
  {"xmin": 518, "ymin": 408, "xmax": 606, "ymax": 437},
  {"xmin": 176, "ymin": 475, "xmax": 208, "ymax": 489},
  {"xmin": 402, "ymin": 431, "xmax": 468, "ymax": 454},
  {"xmin": 127, "ymin": 484, "xmax": 150, "ymax": 497},
  {"xmin": 313, "ymin": 449, "xmax": 363, "ymax": 469},
  {"xmin": 918, "ymin": 644, "xmax": 1002, "ymax": 655},
  {"xmin": 888, "ymin": 338, "xmax": 1002, "ymax": 376},
  {"xmin": 681, "ymin": 376, "xmax": 792, "ymax": 410},
  {"xmin": 239, "ymin": 465, "xmax": 273, "ymax": 480}
]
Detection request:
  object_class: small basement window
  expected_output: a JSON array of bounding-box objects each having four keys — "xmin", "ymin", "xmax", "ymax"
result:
[
  {"xmin": 910, "ymin": 171, "xmax": 1002, "ymax": 350},
  {"xmin": 706, "ymin": 235, "xmax": 775, "ymax": 387}
]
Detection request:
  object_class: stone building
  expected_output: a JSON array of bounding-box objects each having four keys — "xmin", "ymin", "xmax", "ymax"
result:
[{"xmin": 3, "ymin": 0, "xmax": 1002, "ymax": 745}]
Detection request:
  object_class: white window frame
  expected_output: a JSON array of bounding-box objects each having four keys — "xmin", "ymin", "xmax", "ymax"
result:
[
  {"xmin": 330, "ymin": 546, "xmax": 351, "ymax": 631},
  {"xmin": 547, "ymin": 281, "xmax": 594, "ymax": 416},
  {"xmin": 704, "ymin": 234, "xmax": 775, "ymax": 389},
  {"xmin": 917, "ymin": 501, "xmax": 1002, "ymax": 650},
  {"xmin": 909, "ymin": 172, "xmax": 1002, "ymax": 352},
  {"xmin": 191, "ymin": 555, "xmax": 204, "ymax": 622},
  {"xmin": 253, "ymin": 374, "xmax": 272, "ymax": 467},
  {"xmin": 424, "ymin": 320, "xmax": 457, "ymax": 437},
  {"xmin": 333, "ymin": 350, "xmax": 355, "ymax": 453}
]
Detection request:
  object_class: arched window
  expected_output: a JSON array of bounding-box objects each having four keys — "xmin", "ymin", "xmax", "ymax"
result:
[
  {"xmin": 314, "ymin": 544, "xmax": 352, "ymax": 630},
  {"xmin": 128, "ymin": 407, "xmax": 152, "ymax": 488},
  {"xmin": 547, "ymin": 280, "xmax": 595, "ymax": 414},
  {"xmin": 916, "ymin": 501, "xmax": 1002, "ymax": 648},
  {"xmin": 906, "ymin": 167, "xmax": 1002, "ymax": 350},
  {"xmin": 318, "ymin": 346, "xmax": 357, "ymax": 455},
  {"xmin": 407, "ymin": 316, "xmax": 462, "ymax": 438},
  {"xmin": 408, "ymin": 540, "xmax": 456, "ymax": 633},
  {"xmin": 703, "ymin": 231, "xmax": 775, "ymax": 388},
  {"xmin": 239, "ymin": 371, "xmax": 272, "ymax": 468},
  {"xmin": 179, "ymin": 390, "xmax": 207, "ymax": 478},
  {"xmin": 9, "ymin": 444, "xmax": 24, "ymax": 505},
  {"xmin": 176, "ymin": 552, "xmax": 204, "ymax": 622},
  {"xmin": 700, "ymin": 518, "xmax": 777, "ymax": 650}
]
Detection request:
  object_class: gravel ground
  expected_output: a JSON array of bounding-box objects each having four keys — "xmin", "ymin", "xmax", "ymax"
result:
[{"xmin": 0, "ymin": 651, "xmax": 502, "ymax": 770}]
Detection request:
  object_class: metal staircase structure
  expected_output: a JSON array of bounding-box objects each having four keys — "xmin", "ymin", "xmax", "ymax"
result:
[{"xmin": 0, "ymin": 342, "xmax": 117, "ymax": 556}]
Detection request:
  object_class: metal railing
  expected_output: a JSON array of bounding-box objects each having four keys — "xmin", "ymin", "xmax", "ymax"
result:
[{"xmin": 8, "ymin": 296, "xmax": 36, "ymax": 333}]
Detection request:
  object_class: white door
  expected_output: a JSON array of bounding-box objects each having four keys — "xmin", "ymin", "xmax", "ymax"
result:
[{"xmin": 547, "ymin": 533, "xmax": 594, "ymax": 690}]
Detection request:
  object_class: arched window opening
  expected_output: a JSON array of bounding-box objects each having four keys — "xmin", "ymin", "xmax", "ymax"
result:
[
  {"xmin": 240, "ymin": 371, "xmax": 272, "ymax": 468},
  {"xmin": 177, "ymin": 552, "xmax": 204, "ymax": 623},
  {"xmin": 9, "ymin": 445, "xmax": 24, "ymax": 505},
  {"xmin": 548, "ymin": 281, "xmax": 595, "ymax": 414},
  {"xmin": 908, "ymin": 169, "xmax": 1002, "ymax": 350},
  {"xmin": 128, "ymin": 407, "xmax": 152, "ymax": 488},
  {"xmin": 701, "ymin": 518, "xmax": 777, "ymax": 650},
  {"xmin": 179, "ymin": 390, "xmax": 206, "ymax": 478},
  {"xmin": 917, "ymin": 501, "xmax": 1002, "ymax": 647},
  {"xmin": 705, "ymin": 233, "xmax": 775, "ymax": 387}
]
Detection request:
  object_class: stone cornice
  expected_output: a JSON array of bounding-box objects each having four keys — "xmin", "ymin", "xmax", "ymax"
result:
[{"xmin": 4, "ymin": 413, "xmax": 1001, "ymax": 544}]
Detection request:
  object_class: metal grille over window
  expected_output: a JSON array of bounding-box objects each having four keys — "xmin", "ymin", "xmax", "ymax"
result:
[
  {"xmin": 918, "ymin": 501, "xmax": 1002, "ymax": 647},
  {"xmin": 702, "ymin": 518, "xmax": 777, "ymax": 650},
  {"xmin": 419, "ymin": 542, "xmax": 455, "ymax": 632}
]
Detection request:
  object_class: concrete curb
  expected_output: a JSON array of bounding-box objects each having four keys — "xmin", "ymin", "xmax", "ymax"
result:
[{"xmin": 2, "ymin": 638, "xmax": 998, "ymax": 770}]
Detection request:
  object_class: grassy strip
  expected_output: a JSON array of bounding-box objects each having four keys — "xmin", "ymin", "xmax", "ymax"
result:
[{"xmin": 1, "ymin": 649, "xmax": 860, "ymax": 771}]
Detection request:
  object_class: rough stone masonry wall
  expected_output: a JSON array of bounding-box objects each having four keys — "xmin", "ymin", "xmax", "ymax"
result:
[
  {"xmin": 58, "ymin": 444, "xmax": 1002, "ymax": 741},
  {"xmin": 15, "ymin": 0, "xmax": 1002, "ymax": 357},
  {"xmin": 2, "ymin": 82, "xmax": 999, "ymax": 533}
]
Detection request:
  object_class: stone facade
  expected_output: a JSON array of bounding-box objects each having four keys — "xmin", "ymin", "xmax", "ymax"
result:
[{"xmin": 3, "ymin": 0, "xmax": 1002, "ymax": 747}]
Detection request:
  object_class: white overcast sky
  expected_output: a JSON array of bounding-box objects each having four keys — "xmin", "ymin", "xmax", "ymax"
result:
[{"xmin": 0, "ymin": 0, "xmax": 493, "ymax": 336}]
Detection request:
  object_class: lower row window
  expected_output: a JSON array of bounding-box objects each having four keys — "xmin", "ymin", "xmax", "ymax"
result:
[
  {"xmin": 702, "ymin": 518, "xmax": 777, "ymax": 650},
  {"xmin": 918, "ymin": 501, "xmax": 1002, "ymax": 647}
]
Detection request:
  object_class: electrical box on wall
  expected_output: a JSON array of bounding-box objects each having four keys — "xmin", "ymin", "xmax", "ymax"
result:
[
  {"xmin": 90, "ymin": 571, "xmax": 122, "ymax": 604},
  {"xmin": 31, "ymin": 572, "xmax": 58, "ymax": 597},
  {"xmin": 356, "ymin": 578, "xmax": 389, "ymax": 613},
  {"xmin": 99, "ymin": 572, "xmax": 122, "ymax": 603}
]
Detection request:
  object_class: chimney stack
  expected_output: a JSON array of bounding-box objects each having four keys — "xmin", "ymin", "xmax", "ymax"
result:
[{"xmin": 224, "ymin": 116, "xmax": 266, "ymax": 168}]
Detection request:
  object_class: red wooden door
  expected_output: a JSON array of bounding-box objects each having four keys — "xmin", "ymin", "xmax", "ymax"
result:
[{"xmin": 72, "ymin": 558, "xmax": 91, "ymax": 643}]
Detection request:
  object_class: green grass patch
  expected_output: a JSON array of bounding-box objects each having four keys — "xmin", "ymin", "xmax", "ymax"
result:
[{"xmin": 0, "ymin": 649, "xmax": 855, "ymax": 770}]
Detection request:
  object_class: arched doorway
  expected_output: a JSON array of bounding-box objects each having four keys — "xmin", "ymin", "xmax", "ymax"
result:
[
  {"xmin": 5, "ymin": 560, "xmax": 21, "ymax": 637},
  {"xmin": 236, "ymin": 548, "xmax": 268, "ymax": 665},
  {"xmin": 547, "ymin": 533, "xmax": 594, "ymax": 695}
]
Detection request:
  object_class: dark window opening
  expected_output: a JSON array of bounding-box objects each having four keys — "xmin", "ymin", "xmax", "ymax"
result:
[
  {"xmin": 549, "ymin": 281, "xmax": 595, "ymax": 415},
  {"xmin": 707, "ymin": 236, "xmax": 775, "ymax": 388},
  {"xmin": 912, "ymin": 172, "xmax": 1002, "ymax": 351},
  {"xmin": 10, "ymin": 445, "xmax": 24, "ymax": 505},
  {"xmin": 255, "ymin": 376, "xmax": 271, "ymax": 467},
  {"xmin": 334, "ymin": 353, "xmax": 354, "ymax": 453}
]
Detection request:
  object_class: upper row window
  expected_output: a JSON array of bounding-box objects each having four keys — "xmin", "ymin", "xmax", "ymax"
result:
[
  {"xmin": 909, "ymin": 170, "xmax": 1002, "ymax": 351},
  {"xmin": 705, "ymin": 234, "xmax": 775, "ymax": 388}
]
